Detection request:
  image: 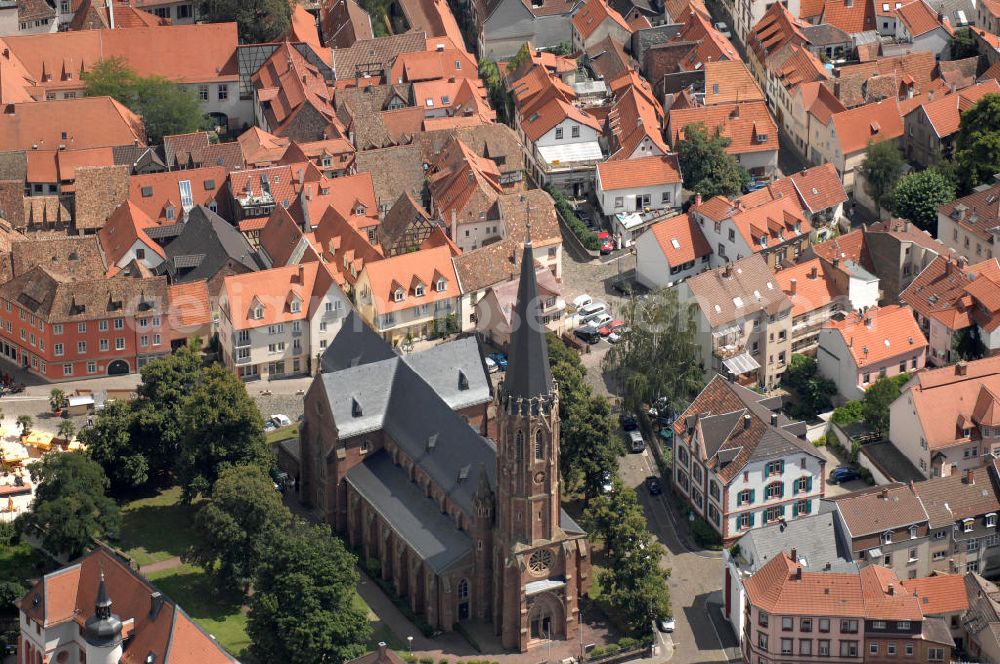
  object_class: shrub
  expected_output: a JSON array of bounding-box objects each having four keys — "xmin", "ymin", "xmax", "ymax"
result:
[
  {"xmin": 813, "ymin": 434, "xmax": 827, "ymax": 447},
  {"xmin": 419, "ymin": 658, "xmax": 433, "ymax": 664},
  {"xmin": 545, "ymin": 185, "xmax": 600, "ymax": 251},
  {"xmin": 690, "ymin": 516, "xmax": 723, "ymax": 550},
  {"xmin": 618, "ymin": 637, "xmax": 638, "ymax": 649},
  {"xmin": 439, "ymin": 659, "xmax": 449, "ymax": 664},
  {"xmin": 403, "ymin": 656, "xmax": 417, "ymax": 663},
  {"xmin": 590, "ymin": 647, "xmax": 605, "ymax": 658},
  {"xmin": 832, "ymin": 400, "xmax": 863, "ymax": 425}
]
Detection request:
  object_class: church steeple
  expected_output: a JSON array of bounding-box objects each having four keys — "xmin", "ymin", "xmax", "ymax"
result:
[
  {"xmin": 84, "ymin": 569, "xmax": 123, "ymax": 649},
  {"xmin": 502, "ymin": 234, "xmax": 552, "ymax": 401}
]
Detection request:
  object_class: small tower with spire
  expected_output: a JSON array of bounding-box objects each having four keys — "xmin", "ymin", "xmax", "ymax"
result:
[{"xmin": 84, "ymin": 570, "xmax": 123, "ymax": 664}]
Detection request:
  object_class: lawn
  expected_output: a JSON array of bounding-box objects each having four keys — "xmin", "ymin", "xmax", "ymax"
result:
[
  {"xmin": 265, "ymin": 424, "xmax": 298, "ymax": 445},
  {"xmin": 119, "ymin": 486, "xmax": 200, "ymax": 567},
  {"xmin": 145, "ymin": 563, "xmax": 250, "ymax": 657}
]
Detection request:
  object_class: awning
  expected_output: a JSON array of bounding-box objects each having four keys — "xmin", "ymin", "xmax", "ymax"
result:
[
  {"xmin": 723, "ymin": 352, "xmax": 761, "ymax": 376},
  {"xmin": 525, "ymin": 578, "xmax": 566, "ymax": 596},
  {"xmin": 24, "ymin": 431, "xmax": 54, "ymax": 451}
]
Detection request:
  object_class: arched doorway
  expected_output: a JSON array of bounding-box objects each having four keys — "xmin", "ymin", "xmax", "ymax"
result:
[
  {"xmin": 107, "ymin": 359, "xmax": 129, "ymax": 375},
  {"xmin": 527, "ymin": 592, "xmax": 565, "ymax": 642}
]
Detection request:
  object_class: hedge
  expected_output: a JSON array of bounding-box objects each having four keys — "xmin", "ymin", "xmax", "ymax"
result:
[{"xmin": 545, "ymin": 184, "xmax": 600, "ymax": 251}]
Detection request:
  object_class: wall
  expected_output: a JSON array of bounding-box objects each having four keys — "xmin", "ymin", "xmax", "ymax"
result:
[
  {"xmin": 721, "ymin": 453, "xmax": 825, "ymax": 540},
  {"xmin": 937, "ymin": 211, "xmax": 997, "ymax": 263},
  {"xmin": 595, "ymin": 181, "xmax": 682, "ymax": 218},
  {"xmin": 631, "ymin": 23, "xmax": 682, "ymax": 66},
  {"xmin": 888, "ymin": 386, "xmax": 931, "ymax": 477}
]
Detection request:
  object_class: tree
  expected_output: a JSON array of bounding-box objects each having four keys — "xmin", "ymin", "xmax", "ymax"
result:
[
  {"xmin": 858, "ymin": 140, "xmax": 903, "ymax": 217},
  {"xmin": 15, "ymin": 416, "xmax": 31, "ymax": 436},
  {"xmin": 247, "ymin": 522, "xmax": 370, "ymax": 664},
  {"xmin": 80, "ymin": 400, "xmax": 149, "ymax": 493},
  {"xmin": 49, "ymin": 388, "xmax": 66, "ymax": 413},
  {"xmin": 17, "ymin": 452, "xmax": 119, "ymax": 558},
  {"xmin": 953, "ymin": 326, "xmax": 986, "ymax": 361},
  {"xmin": 175, "ymin": 364, "xmax": 272, "ymax": 500},
  {"xmin": 949, "ymin": 27, "xmax": 979, "ymax": 59},
  {"xmin": 676, "ymin": 123, "xmax": 750, "ymax": 198},
  {"xmin": 954, "ymin": 94, "xmax": 1000, "ymax": 194},
  {"xmin": 861, "ymin": 376, "xmax": 901, "ymax": 436},
  {"xmin": 507, "ymin": 42, "xmax": 533, "ymax": 73},
  {"xmin": 187, "ymin": 465, "xmax": 292, "ymax": 592},
  {"xmin": 604, "ymin": 287, "xmax": 704, "ymax": 418},
  {"xmin": 83, "ymin": 58, "xmax": 208, "ymax": 144},
  {"xmin": 200, "ymin": 0, "xmax": 291, "ymax": 43},
  {"xmin": 891, "ymin": 168, "xmax": 955, "ymax": 233},
  {"xmin": 786, "ymin": 354, "xmax": 837, "ymax": 419},
  {"xmin": 584, "ymin": 482, "xmax": 671, "ymax": 627}
]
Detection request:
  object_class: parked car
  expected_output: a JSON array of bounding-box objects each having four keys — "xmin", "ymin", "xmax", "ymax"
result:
[
  {"xmin": 599, "ymin": 319, "xmax": 625, "ymax": 336},
  {"xmin": 589, "ymin": 313, "xmax": 614, "ymax": 329},
  {"xmin": 574, "ymin": 325, "xmax": 601, "ymax": 344},
  {"xmin": 657, "ymin": 617, "xmax": 676, "ymax": 633},
  {"xmin": 744, "ymin": 179, "xmax": 767, "ymax": 193},
  {"xmin": 645, "ymin": 476, "xmax": 663, "ymax": 495},
  {"xmin": 598, "ymin": 231, "xmax": 613, "ymax": 254},
  {"xmin": 619, "ymin": 412, "xmax": 638, "ymax": 430},
  {"xmin": 714, "ymin": 21, "xmax": 731, "ymax": 37},
  {"xmin": 628, "ymin": 430, "xmax": 646, "ymax": 453},
  {"xmin": 579, "ymin": 301, "xmax": 607, "ymax": 322},
  {"xmin": 607, "ymin": 328, "xmax": 626, "ymax": 343},
  {"xmin": 485, "ymin": 356, "xmax": 499, "ymax": 373},
  {"xmin": 572, "ymin": 293, "xmax": 593, "ymax": 309},
  {"xmin": 264, "ymin": 414, "xmax": 292, "ymax": 432},
  {"xmin": 488, "ymin": 352, "xmax": 508, "ymax": 371},
  {"xmin": 829, "ymin": 466, "xmax": 860, "ymax": 484}
]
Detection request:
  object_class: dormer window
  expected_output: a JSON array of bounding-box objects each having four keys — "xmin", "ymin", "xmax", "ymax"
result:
[
  {"xmin": 252, "ymin": 306, "xmax": 264, "ymax": 320},
  {"xmin": 909, "ymin": 525, "xmax": 918, "ymax": 539},
  {"xmin": 354, "ymin": 205, "xmax": 366, "ymax": 215},
  {"xmin": 394, "ymin": 288, "xmax": 404, "ymax": 302},
  {"xmin": 290, "ymin": 300, "xmax": 301, "ymax": 313},
  {"xmin": 987, "ymin": 513, "xmax": 997, "ymax": 528},
  {"xmin": 165, "ymin": 206, "xmax": 176, "ymax": 221},
  {"xmin": 436, "ymin": 279, "xmax": 446, "ymax": 292},
  {"xmin": 882, "ymin": 530, "xmax": 893, "ymax": 545},
  {"xmin": 415, "ymin": 285, "xmax": 425, "ymax": 297}
]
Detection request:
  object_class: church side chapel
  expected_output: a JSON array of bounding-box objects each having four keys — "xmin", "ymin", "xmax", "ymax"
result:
[{"xmin": 300, "ymin": 235, "xmax": 590, "ymax": 651}]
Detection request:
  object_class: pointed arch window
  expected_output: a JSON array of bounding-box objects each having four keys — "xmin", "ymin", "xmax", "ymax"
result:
[
  {"xmin": 516, "ymin": 430, "xmax": 524, "ymax": 461},
  {"xmin": 535, "ymin": 430, "xmax": 544, "ymax": 460}
]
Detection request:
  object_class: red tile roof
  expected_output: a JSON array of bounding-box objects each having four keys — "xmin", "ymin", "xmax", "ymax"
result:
[
  {"xmin": 744, "ymin": 552, "xmax": 866, "ymax": 617},
  {"xmin": 606, "ymin": 82, "xmax": 668, "ymax": 159},
  {"xmin": 361, "ymin": 244, "xmax": 458, "ymax": 314},
  {"xmin": 904, "ymin": 358, "xmax": 1000, "ymax": 449},
  {"xmin": 223, "ymin": 262, "xmax": 337, "ymax": 329},
  {"xmin": 573, "ymin": 0, "xmax": 631, "ymax": 39},
  {"xmin": 0, "ymin": 97, "xmax": 145, "ymax": 151},
  {"xmin": 598, "ymin": 154, "xmax": 681, "ymax": 190},
  {"xmin": 673, "ymin": 11, "xmax": 738, "ymax": 70},
  {"xmin": 830, "ymin": 98, "xmax": 904, "ymax": 155},
  {"xmin": 749, "ymin": 2, "xmax": 810, "ymax": 64},
  {"xmin": 668, "ymin": 101, "xmax": 778, "ymax": 155},
  {"xmin": 938, "ymin": 182, "xmax": 1000, "ymax": 243},
  {"xmin": 821, "ymin": 304, "xmax": 927, "ymax": 368},
  {"xmin": 901, "ymin": 575, "xmax": 971, "ymax": 616},
  {"xmin": 900, "ymin": 257, "xmax": 1000, "ymax": 332},
  {"xmin": 703, "ymin": 60, "xmax": 764, "ymax": 105},
  {"xmin": 799, "ymin": 80, "xmax": 848, "ymax": 123},
  {"xmin": 129, "ymin": 166, "xmax": 226, "ymax": 222},
  {"xmin": 775, "ymin": 257, "xmax": 847, "ymax": 316},
  {"xmin": 813, "ymin": 227, "xmax": 869, "ymax": 266},
  {"xmin": 167, "ymin": 280, "xmax": 212, "ymax": 332},
  {"xmin": 897, "ymin": 0, "xmax": 952, "ymax": 36},
  {"xmin": 821, "ymin": 0, "xmax": 877, "ymax": 34},
  {"xmin": 97, "ymin": 200, "xmax": 165, "ymax": 266},
  {"xmin": 914, "ymin": 80, "xmax": 1000, "ymax": 138},
  {"xmin": 648, "ymin": 213, "xmax": 711, "ymax": 266}
]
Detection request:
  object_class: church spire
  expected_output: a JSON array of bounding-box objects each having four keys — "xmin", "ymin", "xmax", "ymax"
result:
[
  {"xmin": 85, "ymin": 568, "xmax": 123, "ymax": 648},
  {"xmin": 503, "ymin": 233, "xmax": 552, "ymax": 401}
]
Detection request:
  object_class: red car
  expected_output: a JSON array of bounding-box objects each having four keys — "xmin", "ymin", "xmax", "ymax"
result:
[
  {"xmin": 598, "ymin": 231, "xmax": 614, "ymax": 254},
  {"xmin": 599, "ymin": 320, "xmax": 625, "ymax": 336}
]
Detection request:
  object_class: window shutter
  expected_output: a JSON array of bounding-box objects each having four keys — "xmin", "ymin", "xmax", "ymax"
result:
[
  {"xmin": 750, "ymin": 489, "xmax": 755, "ymax": 504},
  {"xmin": 793, "ymin": 502, "xmax": 799, "ymax": 517},
  {"xmin": 793, "ymin": 480, "xmax": 799, "ymax": 496},
  {"xmin": 750, "ymin": 512, "xmax": 755, "ymax": 527},
  {"xmin": 807, "ymin": 476, "xmax": 813, "ymax": 492},
  {"xmin": 762, "ymin": 510, "xmax": 768, "ymax": 525},
  {"xmin": 779, "ymin": 504, "xmax": 786, "ymax": 518}
]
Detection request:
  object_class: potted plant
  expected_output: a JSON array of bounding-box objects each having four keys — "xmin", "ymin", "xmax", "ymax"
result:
[
  {"xmin": 49, "ymin": 388, "xmax": 67, "ymax": 416},
  {"xmin": 57, "ymin": 421, "xmax": 76, "ymax": 447},
  {"xmin": 16, "ymin": 415, "xmax": 32, "ymax": 438}
]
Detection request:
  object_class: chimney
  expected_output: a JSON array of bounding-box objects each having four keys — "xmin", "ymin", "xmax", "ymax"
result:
[
  {"xmin": 809, "ymin": 265, "xmax": 818, "ymax": 279},
  {"xmin": 956, "ymin": 361, "xmax": 968, "ymax": 376},
  {"xmin": 880, "ymin": 487, "xmax": 888, "ymax": 499},
  {"xmin": 966, "ymin": 468, "xmax": 975, "ymax": 485},
  {"xmin": 770, "ymin": 412, "xmax": 779, "ymax": 427},
  {"xmin": 794, "ymin": 566, "xmax": 802, "ymax": 580},
  {"xmin": 377, "ymin": 642, "xmax": 388, "ymax": 660},
  {"xmin": 958, "ymin": 256, "xmax": 969, "ymax": 270},
  {"xmin": 790, "ymin": 547, "xmax": 797, "ymax": 561},
  {"xmin": 743, "ymin": 413, "xmax": 752, "ymax": 430},
  {"xmin": 888, "ymin": 583, "xmax": 894, "ymax": 595},
  {"xmin": 149, "ymin": 592, "xmax": 165, "ymax": 620},
  {"xmin": 694, "ymin": 192, "xmax": 703, "ymax": 207},
  {"xmin": 790, "ymin": 278, "xmax": 797, "ymax": 295},
  {"xmin": 723, "ymin": 262, "xmax": 732, "ymax": 278},
  {"xmin": 298, "ymin": 263, "xmax": 305, "ymax": 284}
]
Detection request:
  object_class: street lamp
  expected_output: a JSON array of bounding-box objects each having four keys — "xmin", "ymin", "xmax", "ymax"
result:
[{"xmin": 407, "ymin": 636, "xmax": 413, "ymax": 653}]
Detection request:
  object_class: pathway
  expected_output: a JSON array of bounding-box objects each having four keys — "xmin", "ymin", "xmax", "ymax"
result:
[{"xmin": 139, "ymin": 556, "xmax": 183, "ymax": 575}]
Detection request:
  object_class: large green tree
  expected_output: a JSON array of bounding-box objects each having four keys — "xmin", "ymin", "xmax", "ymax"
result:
[
  {"xmin": 584, "ymin": 481, "xmax": 671, "ymax": 627},
  {"xmin": 786, "ymin": 354, "xmax": 837, "ymax": 419},
  {"xmin": 83, "ymin": 58, "xmax": 208, "ymax": 144},
  {"xmin": 861, "ymin": 376, "xmax": 902, "ymax": 436},
  {"xmin": 891, "ymin": 168, "xmax": 955, "ymax": 233},
  {"xmin": 954, "ymin": 94, "xmax": 1000, "ymax": 194},
  {"xmin": 247, "ymin": 522, "xmax": 370, "ymax": 664},
  {"xmin": 949, "ymin": 28, "xmax": 979, "ymax": 60},
  {"xmin": 676, "ymin": 123, "xmax": 750, "ymax": 198},
  {"xmin": 603, "ymin": 287, "xmax": 703, "ymax": 418},
  {"xmin": 199, "ymin": 0, "xmax": 292, "ymax": 43},
  {"xmin": 187, "ymin": 465, "xmax": 292, "ymax": 592},
  {"xmin": 80, "ymin": 401, "xmax": 147, "ymax": 492},
  {"xmin": 858, "ymin": 140, "xmax": 903, "ymax": 218},
  {"xmin": 17, "ymin": 452, "xmax": 120, "ymax": 558},
  {"xmin": 176, "ymin": 364, "xmax": 272, "ymax": 500}
]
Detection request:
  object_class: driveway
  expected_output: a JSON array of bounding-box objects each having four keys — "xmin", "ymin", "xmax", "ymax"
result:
[{"xmin": 814, "ymin": 443, "xmax": 876, "ymax": 496}]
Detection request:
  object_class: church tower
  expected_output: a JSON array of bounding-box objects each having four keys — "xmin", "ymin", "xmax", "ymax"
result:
[
  {"xmin": 493, "ymin": 232, "xmax": 588, "ymax": 652},
  {"xmin": 83, "ymin": 571, "xmax": 123, "ymax": 664}
]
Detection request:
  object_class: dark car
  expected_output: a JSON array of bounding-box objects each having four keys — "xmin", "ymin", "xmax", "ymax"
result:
[
  {"xmin": 488, "ymin": 352, "xmax": 508, "ymax": 371},
  {"xmin": 619, "ymin": 412, "xmax": 638, "ymax": 430},
  {"xmin": 574, "ymin": 325, "xmax": 601, "ymax": 344},
  {"xmin": 829, "ymin": 466, "xmax": 860, "ymax": 484},
  {"xmin": 645, "ymin": 476, "xmax": 663, "ymax": 495}
]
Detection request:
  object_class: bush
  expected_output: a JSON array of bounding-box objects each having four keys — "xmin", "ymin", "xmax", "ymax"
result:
[
  {"xmin": 689, "ymin": 516, "xmax": 723, "ymax": 550},
  {"xmin": 832, "ymin": 400, "xmax": 863, "ymax": 425},
  {"xmin": 402, "ymin": 656, "xmax": 417, "ymax": 663},
  {"xmin": 813, "ymin": 434, "xmax": 827, "ymax": 447},
  {"xmin": 545, "ymin": 185, "xmax": 600, "ymax": 251},
  {"xmin": 419, "ymin": 658, "xmax": 434, "ymax": 664},
  {"xmin": 618, "ymin": 637, "xmax": 638, "ymax": 650}
]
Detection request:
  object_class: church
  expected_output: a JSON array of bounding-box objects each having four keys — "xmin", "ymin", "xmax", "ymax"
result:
[{"xmin": 299, "ymin": 238, "xmax": 591, "ymax": 652}]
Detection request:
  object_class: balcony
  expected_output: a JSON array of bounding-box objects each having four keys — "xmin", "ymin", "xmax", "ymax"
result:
[
  {"xmin": 713, "ymin": 342, "xmax": 746, "ymax": 361},
  {"xmin": 235, "ymin": 353, "xmax": 252, "ymax": 365},
  {"xmin": 234, "ymin": 334, "xmax": 251, "ymax": 348}
]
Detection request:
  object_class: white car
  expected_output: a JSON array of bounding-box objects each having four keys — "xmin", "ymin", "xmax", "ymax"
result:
[
  {"xmin": 714, "ymin": 21, "xmax": 732, "ymax": 37},
  {"xmin": 270, "ymin": 414, "xmax": 292, "ymax": 428},
  {"xmin": 658, "ymin": 617, "xmax": 676, "ymax": 633},
  {"xmin": 572, "ymin": 294, "xmax": 593, "ymax": 310},
  {"xmin": 485, "ymin": 356, "xmax": 499, "ymax": 373}
]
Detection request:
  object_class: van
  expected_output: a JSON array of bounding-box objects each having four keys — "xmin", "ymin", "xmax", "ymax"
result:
[{"xmin": 579, "ymin": 301, "xmax": 607, "ymax": 321}]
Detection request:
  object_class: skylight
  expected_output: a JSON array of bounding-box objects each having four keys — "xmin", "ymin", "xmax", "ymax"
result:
[
  {"xmin": 733, "ymin": 296, "xmax": 744, "ymax": 307},
  {"xmin": 671, "ymin": 238, "xmax": 681, "ymax": 249}
]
